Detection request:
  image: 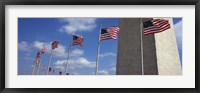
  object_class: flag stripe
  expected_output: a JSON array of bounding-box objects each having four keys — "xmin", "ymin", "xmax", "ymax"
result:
[
  {"xmin": 100, "ymin": 27, "xmax": 120, "ymax": 41},
  {"xmin": 144, "ymin": 24, "xmax": 170, "ymax": 32},
  {"xmin": 52, "ymin": 40, "xmax": 59, "ymax": 50},
  {"xmin": 144, "ymin": 26, "xmax": 170, "ymax": 35},
  {"xmin": 143, "ymin": 19, "xmax": 170, "ymax": 35},
  {"xmin": 72, "ymin": 35, "xmax": 84, "ymax": 46}
]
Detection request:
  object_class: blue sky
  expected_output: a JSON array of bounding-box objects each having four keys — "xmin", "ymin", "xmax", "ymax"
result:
[
  {"xmin": 173, "ymin": 18, "xmax": 182, "ymax": 65},
  {"xmin": 18, "ymin": 18, "xmax": 182, "ymax": 75}
]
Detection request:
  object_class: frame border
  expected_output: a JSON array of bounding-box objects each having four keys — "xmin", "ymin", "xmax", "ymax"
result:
[{"xmin": 0, "ymin": 0, "xmax": 199, "ymax": 93}]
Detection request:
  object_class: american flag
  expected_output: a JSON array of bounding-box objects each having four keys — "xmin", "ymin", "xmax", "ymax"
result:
[
  {"xmin": 72, "ymin": 35, "xmax": 84, "ymax": 46},
  {"xmin": 143, "ymin": 19, "xmax": 170, "ymax": 35},
  {"xmin": 35, "ymin": 51, "xmax": 41, "ymax": 59},
  {"xmin": 35, "ymin": 51, "xmax": 41, "ymax": 66},
  {"xmin": 41, "ymin": 47, "xmax": 46, "ymax": 54},
  {"xmin": 34, "ymin": 59, "xmax": 39, "ymax": 66},
  {"xmin": 52, "ymin": 40, "xmax": 59, "ymax": 50},
  {"xmin": 100, "ymin": 27, "xmax": 120, "ymax": 41}
]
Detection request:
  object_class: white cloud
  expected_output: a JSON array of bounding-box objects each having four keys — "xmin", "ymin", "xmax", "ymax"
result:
[
  {"xmin": 70, "ymin": 49, "xmax": 84, "ymax": 57},
  {"xmin": 98, "ymin": 70, "xmax": 109, "ymax": 75},
  {"xmin": 19, "ymin": 41, "xmax": 85, "ymax": 58},
  {"xmin": 59, "ymin": 18, "xmax": 97, "ymax": 34},
  {"xmin": 109, "ymin": 67, "xmax": 116, "ymax": 72},
  {"xmin": 54, "ymin": 60, "xmax": 65, "ymax": 66},
  {"xmin": 53, "ymin": 59, "xmax": 117, "ymax": 75},
  {"xmin": 54, "ymin": 66, "xmax": 64, "ymax": 70},
  {"xmin": 33, "ymin": 41, "xmax": 67, "ymax": 58},
  {"xmin": 18, "ymin": 41, "xmax": 31, "ymax": 52},
  {"xmin": 53, "ymin": 60, "xmax": 66, "ymax": 70},
  {"xmin": 71, "ymin": 57, "xmax": 95, "ymax": 68},
  {"xmin": 53, "ymin": 45, "xmax": 67, "ymax": 58},
  {"xmin": 33, "ymin": 41, "xmax": 45, "ymax": 49},
  {"xmin": 96, "ymin": 66, "xmax": 116, "ymax": 75},
  {"xmin": 99, "ymin": 52, "xmax": 116, "ymax": 57},
  {"xmin": 53, "ymin": 57, "xmax": 95, "ymax": 71}
]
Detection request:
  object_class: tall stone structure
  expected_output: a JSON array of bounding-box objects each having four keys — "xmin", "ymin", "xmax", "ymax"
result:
[{"xmin": 116, "ymin": 18, "xmax": 182, "ymax": 75}]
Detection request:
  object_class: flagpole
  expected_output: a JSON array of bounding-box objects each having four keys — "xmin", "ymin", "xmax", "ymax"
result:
[
  {"xmin": 32, "ymin": 63, "xmax": 36, "ymax": 75},
  {"xmin": 36, "ymin": 55, "xmax": 42, "ymax": 75},
  {"xmin": 65, "ymin": 45, "xmax": 71, "ymax": 75},
  {"xmin": 95, "ymin": 24, "xmax": 102, "ymax": 75},
  {"xmin": 46, "ymin": 49, "xmax": 53, "ymax": 75},
  {"xmin": 41, "ymin": 65, "xmax": 44, "ymax": 75},
  {"xmin": 140, "ymin": 18, "xmax": 144, "ymax": 75},
  {"xmin": 64, "ymin": 33, "xmax": 73, "ymax": 75}
]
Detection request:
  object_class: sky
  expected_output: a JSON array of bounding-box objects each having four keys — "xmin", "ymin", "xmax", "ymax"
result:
[
  {"xmin": 173, "ymin": 18, "xmax": 182, "ymax": 65},
  {"xmin": 18, "ymin": 18, "xmax": 182, "ymax": 75}
]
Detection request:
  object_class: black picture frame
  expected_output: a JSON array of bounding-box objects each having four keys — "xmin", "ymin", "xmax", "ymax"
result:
[{"xmin": 0, "ymin": 0, "xmax": 199, "ymax": 93}]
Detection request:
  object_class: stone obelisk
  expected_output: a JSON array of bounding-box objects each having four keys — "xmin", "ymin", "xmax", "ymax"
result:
[{"xmin": 116, "ymin": 18, "xmax": 182, "ymax": 75}]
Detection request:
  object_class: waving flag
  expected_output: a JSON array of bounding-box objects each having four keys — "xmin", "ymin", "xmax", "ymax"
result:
[
  {"xmin": 34, "ymin": 51, "xmax": 41, "ymax": 66},
  {"xmin": 41, "ymin": 47, "xmax": 46, "ymax": 54},
  {"xmin": 35, "ymin": 51, "xmax": 41, "ymax": 59},
  {"xmin": 52, "ymin": 40, "xmax": 59, "ymax": 49},
  {"xmin": 32, "ymin": 51, "xmax": 41, "ymax": 75},
  {"xmin": 100, "ymin": 27, "xmax": 120, "ymax": 41},
  {"xmin": 47, "ymin": 40, "xmax": 59, "ymax": 75},
  {"xmin": 34, "ymin": 59, "xmax": 39, "ymax": 66},
  {"xmin": 143, "ymin": 19, "xmax": 170, "ymax": 35},
  {"xmin": 36, "ymin": 47, "xmax": 46, "ymax": 75},
  {"xmin": 95, "ymin": 26, "xmax": 120, "ymax": 75},
  {"xmin": 72, "ymin": 35, "xmax": 84, "ymax": 46}
]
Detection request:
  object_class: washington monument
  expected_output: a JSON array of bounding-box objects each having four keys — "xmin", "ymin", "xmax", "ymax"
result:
[{"xmin": 116, "ymin": 18, "xmax": 182, "ymax": 75}]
